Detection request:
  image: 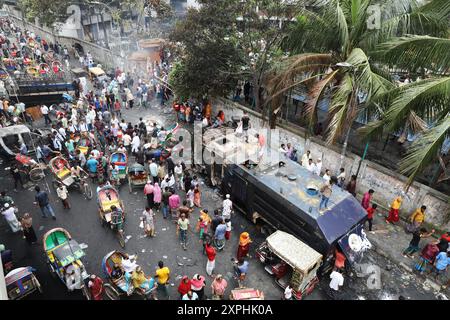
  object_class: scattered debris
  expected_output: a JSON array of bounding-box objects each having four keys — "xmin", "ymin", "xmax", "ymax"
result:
[
  {"xmin": 141, "ymin": 249, "xmax": 146, "ymax": 253},
  {"xmin": 79, "ymin": 243, "xmax": 88, "ymax": 249},
  {"xmin": 163, "ymin": 255, "xmax": 168, "ymax": 259}
]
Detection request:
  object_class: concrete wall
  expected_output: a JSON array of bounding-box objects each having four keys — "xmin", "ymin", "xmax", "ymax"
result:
[{"xmin": 212, "ymin": 98, "xmax": 450, "ymax": 229}]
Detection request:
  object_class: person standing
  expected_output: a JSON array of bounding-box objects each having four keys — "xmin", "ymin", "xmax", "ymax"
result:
[
  {"xmin": 40, "ymin": 104, "xmax": 51, "ymax": 126},
  {"xmin": 403, "ymin": 228, "xmax": 434, "ymax": 258},
  {"xmin": 56, "ymin": 183, "xmax": 70, "ymax": 209},
  {"xmin": 190, "ymin": 274, "xmax": 206, "ymax": 300},
  {"xmin": 177, "ymin": 213, "xmax": 190, "ymax": 250},
  {"xmin": 177, "ymin": 276, "xmax": 191, "ymax": 300},
  {"xmin": 161, "ymin": 187, "xmax": 171, "ymax": 219},
  {"xmin": 186, "ymin": 186, "xmax": 195, "ymax": 208},
  {"xmin": 222, "ymin": 194, "xmax": 233, "ymax": 220},
  {"xmin": 329, "ymin": 268, "xmax": 344, "ymax": 298},
  {"xmin": 155, "ymin": 260, "xmax": 170, "ymax": 299},
  {"xmin": 366, "ymin": 204, "xmax": 377, "ymax": 232},
  {"xmin": 361, "ymin": 189, "xmax": 374, "ymax": 210},
  {"xmin": 34, "ymin": 186, "xmax": 56, "ymax": 220},
  {"xmin": 337, "ymin": 168, "xmax": 346, "ymax": 189},
  {"xmin": 143, "ymin": 181, "xmax": 154, "ymax": 209},
  {"xmin": 301, "ymin": 150, "xmax": 311, "ymax": 167},
  {"xmin": 131, "ymin": 132, "xmax": 140, "ymax": 155},
  {"xmin": 408, "ymin": 205, "xmax": 427, "ymax": 233},
  {"xmin": 2, "ymin": 203, "xmax": 22, "ymax": 232},
  {"xmin": 283, "ymin": 285, "xmax": 293, "ymax": 300},
  {"xmin": 205, "ymin": 240, "xmax": 216, "ymax": 277},
  {"xmin": 169, "ymin": 191, "xmax": 181, "ymax": 220},
  {"xmin": 236, "ymin": 232, "xmax": 252, "ymax": 261},
  {"xmin": 142, "ymin": 206, "xmax": 155, "ymax": 237},
  {"xmin": 149, "ymin": 160, "xmax": 159, "ymax": 183},
  {"xmin": 182, "ymin": 290, "xmax": 199, "ymax": 300},
  {"xmin": 153, "ymin": 182, "xmax": 162, "ymax": 212},
  {"xmin": 211, "ymin": 275, "xmax": 227, "ymax": 300},
  {"xmin": 9, "ymin": 163, "xmax": 24, "ymax": 192},
  {"xmin": 193, "ymin": 185, "xmax": 201, "ymax": 208},
  {"xmin": 319, "ymin": 178, "xmax": 335, "ymax": 212},
  {"xmin": 346, "ymin": 175, "xmax": 357, "ymax": 197},
  {"xmin": 20, "ymin": 213, "xmax": 37, "ymax": 244},
  {"xmin": 225, "ymin": 218, "xmax": 232, "ymax": 241},
  {"xmin": 386, "ymin": 196, "xmax": 402, "ymax": 224},
  {"xmin": 241, "ymin": 111, "xmax": 250, "ymax": 143}
]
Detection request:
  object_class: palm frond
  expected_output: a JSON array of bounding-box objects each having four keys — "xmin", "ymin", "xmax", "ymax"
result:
[
  {"xmin": 325, "ymin": 73, "xmax": 354, "ymax": 144},
  {"xmin": 381, "ymin": 77, "xmax": 450, "ymax": 133},
  {"xmin": 399, "ymin": 117, "xmax": 450, "ymax": 186},
  {"xmin": 336, "ymin": 0, "xmax": 350, "ymax": 54},
  {"xmin": 373, "ymin": 36, "xmax": 450, "ymax": 73},
  {"xmin": 305, "ymin": 70, "xmax": 339, "ymax": 131}
]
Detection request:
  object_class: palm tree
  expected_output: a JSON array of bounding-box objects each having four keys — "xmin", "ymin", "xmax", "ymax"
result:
[{"xmin": 265, "ymin": 0, "xmax": 450, "ymax": 184}]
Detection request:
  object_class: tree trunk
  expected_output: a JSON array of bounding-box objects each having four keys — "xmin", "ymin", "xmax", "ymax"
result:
[{"xmin": 339, "ymin": 126, "xmax": 352, "ymax": 170}]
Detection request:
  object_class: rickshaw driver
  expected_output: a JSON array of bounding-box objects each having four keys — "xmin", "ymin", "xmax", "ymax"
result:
[
  {"xmin": 110, "ymin": 205, "xmax": 124, "ymax": 232},
  {"xmin": 65, "ymin": 262, "xmax": 83, "ymax": 292},
  {"xmin": 70, "ymin": 163, "xmax": 82, "ymax": 182}
]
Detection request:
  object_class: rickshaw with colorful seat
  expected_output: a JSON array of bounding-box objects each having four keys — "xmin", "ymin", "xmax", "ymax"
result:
[
  {"xmin": 109, "ymin": 151, "xmax": 128, "ymax": 183},
  {"xmin": 39, "ymin": 63, "xmax": 50, "ymax": 75},
  {"xmin": 97, "ymin": 184, "xmax": 126, "ymax": 247},
  {"xmin": 126, "ymin": 162, "xmax": 148, "ymax": 193},
  {"xmin": 43, "ymin": 228, "xmax": 90, "ymax": 298},
  {"xmin": 5, "ymin": 266, "xmax": 42, "ymax": 300},
  {"xmin": 49, "ymin": 155, "xmax": 93, "ymax": 199},
  {"xmin": 101, "ymin": 250, "xmax": 156, "ymax": 300},
  {"xmin": 52, "ymin": 60, "xmax": 63, "ymax": 74}
]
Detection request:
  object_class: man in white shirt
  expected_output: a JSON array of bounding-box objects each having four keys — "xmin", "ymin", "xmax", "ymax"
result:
[
  {"xmin": 174, "ymin": 163, "xmax": 183, "ymax": 189},
  {"xmin": 322, "ymin": 169, "xmax": 331, "ymax": 183},
  {"xmin": 131, "ymin": 132, "xmax": 141, "ymax": 154},
  {"xmin": 301, "ymin": 150, "xmax": 311, "ymax": 167},
  {"xmin": 149, "ymin": 160, "xmax": 159, "ymax": 183},
  {"xmin": 222, "ymin": 194, "xmax": 233, "ymax": 220},
  {"xmin": 329, "ymin": 269, "xmax": 344, "ymax": 294},
  {"xmin": 284, "ymin": 285, "xmax": 293, "ymax": 300},
  {"xmin": 41, "ymin": 105, "xmax": 51, "ymax": 126},
  {"xmin": 121, "ymin": 256, "xmax": 138, "ymax": 273},
  {"xmin": 313, "ymin": 158, "xmax": 322, "ymax": 176},
  {"xmin": 306, "ymin": 158, "xmax": 315, "ymax": 173}
]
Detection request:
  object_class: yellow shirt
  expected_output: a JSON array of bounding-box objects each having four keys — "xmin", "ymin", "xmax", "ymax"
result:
[
  {"xmin": 155, "ymin": 267, "xmax": 170, "ymax": 284},
  {"xmin": 391, "ymin": 197, "xmax": 402, "ymax": 210},
  {"xmin": 411, "ymin": 209, "xmax": 425, "ymax": 223}
]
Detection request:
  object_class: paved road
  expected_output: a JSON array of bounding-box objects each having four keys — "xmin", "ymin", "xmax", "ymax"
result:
[{"xmin": 0, "ymin": 100, "xmax": 442, "ymax": 300}]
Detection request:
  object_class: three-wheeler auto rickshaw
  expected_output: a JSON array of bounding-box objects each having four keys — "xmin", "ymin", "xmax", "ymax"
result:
[
  {"xmin": 5, "ymin": 266, "xmax": 42, "ymax": 299},
  {"xmin": 256, "ymin": 230, "xmax": 323, "ymax": 300}
]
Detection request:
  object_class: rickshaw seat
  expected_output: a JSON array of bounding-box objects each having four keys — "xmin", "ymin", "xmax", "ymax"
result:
[
  {"xmin": 78, "ymin": 146, "xmax": 89, "ymax": 154},
  {"xmin": 101, "ymin": 200, "xmax": 120, "ymax": 212},
  {"xmin": 57, "ymin": 168, "xmax": 71, "ymax": 179}
]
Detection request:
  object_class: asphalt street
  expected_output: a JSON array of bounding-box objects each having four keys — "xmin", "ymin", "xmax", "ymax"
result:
[{"xmin": 0, "ymin": 101, "xmax": 442, "ymax": 300}]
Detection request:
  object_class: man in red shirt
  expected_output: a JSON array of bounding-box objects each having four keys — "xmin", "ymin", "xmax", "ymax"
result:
[
  {"xmin": 205, "ymin": 241, "xmax": 216, "ymax": 277},
  {"xmin": 366, "ymin": 204, "xmax": 377, "ymax": 232}
]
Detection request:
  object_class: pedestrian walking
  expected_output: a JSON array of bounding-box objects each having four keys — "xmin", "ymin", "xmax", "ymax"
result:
[
  {"xmin": 361, "ymin": 189, "xmax": 374, "ymax": 209},
  {"xmin": 153, "ymin": 182, "xmax": 162, "ymax": 211},
  {"xmin": 41, "ymin": 104, "xmax": 51, "ymax": 125},
  {"xmin": 415, "ymin": 242, "xmax": 439, "ymax": 274},
  {"xmin": 191, "ymin": 274, "xmax": 206, "ymax": 300},
  {"xmin": 407, "ymin": 205, "xmax": 427, "ymax": 233},
  {"xmin": 225, "ymin": 218, "xmax": 232, "ymax": 240},
  {"xmin": 386, "ymin": 196, "xmax": 402, "ymax": 224},
  {"xmin": 205, "ymin": 240, "xmax": 216, "ymax": 276},
  {"xmin": 366, "ymin": 204, "xmax": 377, "ymax": 232},
  {"xmin": 211, "ymin": 274, "xmax": 227, "ymax": 300},
  {"xmin": 155, "ymin": 260, "xmax": 170, "ymax": 299},
  {"xmin": 161, "ymin": 187, "xmax": 171, "ymax": 219},
  {"xmin": 144, "ymin": 181, "xmax": 154, "ymax": 209},
  {"xmin": 319, "ymin": 177, "xmax": 336, "ymax": 212},
  {"xmin": 186, "ymin": 186, "xmax": 195, "ymax": 208},
  {"xmin": 2, "ymin": 203, "xmax": 22, "ymax": 232},
  {"xmin": 237, "ymin": 232, "xmax": 252, "ymax": 261},
  {"xmin": 222, "ymin": 194, "xmax": 232, "ymax": 220},
  {"xmin": 56, "ymin": 184, "xmax": 70, "ymax": 209},
  {"xmin": 403, "ymin": 228, "xmax": 434, "ymax": 258},
  {"xmin": 34, "ymin": 186, "xmax": 56, "ymax": 219},
  {"xmin": 177, "ymin": 213, "xmax": 190, "ymax": 250},
  {"xmin": 10, "ymin": 163, "xmax": 24, "ymax": 191},
  {"xmin": 193, "ymin": 185, "xmax": 201, "ymax": 208},
  {"xmin": 142, "ymin": 206, "xmax": 155, "ymax": 237},
  {"xmin": 169, "ymin": 191, "xmax": 181, "ymax": 221},
  {"xmin": 329, "ymin": 268, "xmax": 344, "ymax": 298},
  {"xmin": 177, "ymin": 276, "xmax": 191, "ymax": 300},
  {"xmin": 20, "ymin": 213, "xmax": 37, "ymax": 244},
  {"xmin": 346, "ymin": 175, "xmax": 357, "ymax": 197}
]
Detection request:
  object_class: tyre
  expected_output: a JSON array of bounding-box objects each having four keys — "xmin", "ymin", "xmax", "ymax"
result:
[
  {"xmin": 29, "ymin": 168, "xmax": 44, "ymax": 182},
  {"xmin": 82, "ymin": 285, "xmax": 91, "ymax": 300},
  {"xmin": 83, "ymin": 184, "xmax": 93, "ymax": 199},
  {"xmin": 104, "ymin": 283, "xmax": 120, "ymax": 300}
]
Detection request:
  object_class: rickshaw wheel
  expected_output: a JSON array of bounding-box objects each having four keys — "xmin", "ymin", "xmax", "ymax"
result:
[
  {"xmin": 104, "ymin": 283, "xmax": 120, "ymax": 300},
  {"xmin": 29, "ymin": 168, "xmax": 45, "ymax": 182},
  {"xmin": 82, "ymin": 285, "xmax": 91, "ymax": 300},
  {"xmin": 83, "ymin": 183, "xmax": 93, "ymax": 199}
]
